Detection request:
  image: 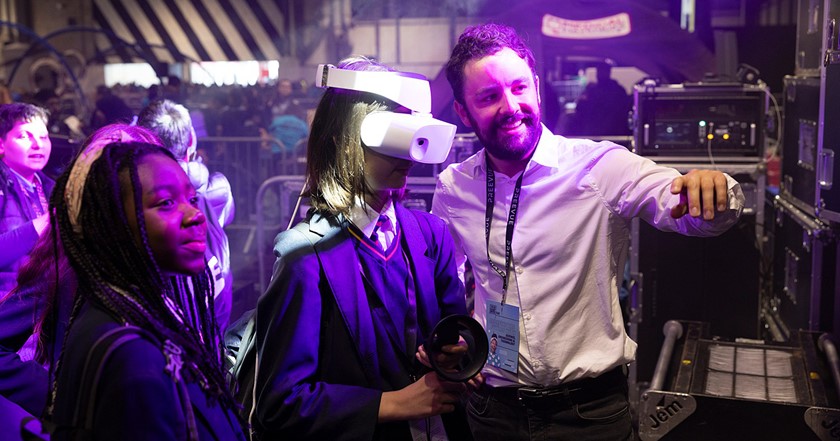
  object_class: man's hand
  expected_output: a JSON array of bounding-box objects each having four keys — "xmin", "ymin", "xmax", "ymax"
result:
[{"xmin": 670, "ymin": 169, "xmax": 728, "ymax": 220}]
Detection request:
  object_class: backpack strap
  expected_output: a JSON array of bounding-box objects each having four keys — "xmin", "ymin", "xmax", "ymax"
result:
[
  {"xmin": 56, "ymin": 325, "xmax": 199, "ymax": 441},
  {"xmin": 243, "ymin": 222, "xmax": 323, "ymax": 440},
  {"xmin": 73, "ymin": 326, "xmax": 152, "ymax": 434}
]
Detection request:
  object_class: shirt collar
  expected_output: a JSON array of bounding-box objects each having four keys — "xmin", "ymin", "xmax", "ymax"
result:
[
  {"xmin": 472, "ymin": 123, "xmax": 557, "ymax": 178},
  {"xmin": 7, "ymin": 167, "xmax": 41, "ymax": 193},
  {"xmin": 348, "ymin": 197, "xmax": 397, "ymax": 237}
]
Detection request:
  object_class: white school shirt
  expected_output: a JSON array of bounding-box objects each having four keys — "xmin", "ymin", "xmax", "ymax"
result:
[
  {"xmin": 432, "ymin": 124, "xmax": 744, "ymax": 387},
  {"xmin": 348, "ymin": 198, "xmax": 397, "ymax": 251}
]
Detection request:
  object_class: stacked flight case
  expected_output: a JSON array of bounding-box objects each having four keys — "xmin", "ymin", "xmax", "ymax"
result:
[
  {"xmin": 631, "ymin": 3, "xmax": 840, "ymax": 436},
  {"xmin": 629, "ymin": 79, "xmax": 768, "ymax": 401},
  {"xmin": 769, "ymin": 0, "xmax": 840, "ymax": 341},
  {"xmin": 629, "ymin": 58, "xmax": 770, "ymax": 391}
]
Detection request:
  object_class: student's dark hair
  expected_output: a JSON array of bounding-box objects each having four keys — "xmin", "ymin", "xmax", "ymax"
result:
[
  {"xmin": 48, "ymin": 141, "xmax": 234, "ymax": 411},
  {"xmin": 305, "ymin": 56, "xmax": 401, "ymax": 217},
  {"xmin": 136, "ymin": 99, "xmax": 193, "ymax": 159},
  {"xmin": 0, "ymin": 102, "xmax": 49, "ymax": 139},
  {"xmin": 445, "ymin": 23, "xmax": 537, "ymax": 104}
]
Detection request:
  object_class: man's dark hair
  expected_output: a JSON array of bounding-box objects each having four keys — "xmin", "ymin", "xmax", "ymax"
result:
[
  {"xmin": 137, "ymin": 99, "xmax": 193, "ymax": 159},
  {"xmin": 0, "ymin": 102, "xmax": 48, "ymax": 139},
  {"xmin": 445, "ymin": 23, "xmax": 537, "ymax": 104}
]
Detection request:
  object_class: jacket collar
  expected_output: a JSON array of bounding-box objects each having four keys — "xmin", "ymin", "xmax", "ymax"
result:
[{"xmin": 306, "ymin": 205, "xmax": 434, "ymax": 384}]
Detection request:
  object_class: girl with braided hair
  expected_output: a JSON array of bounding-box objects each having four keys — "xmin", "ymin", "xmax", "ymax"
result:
[
  {"xmin": 47, "ymin": 140, "xmax": 245, "ymax": 440},
  {"xmin": 0, "ymin": 124, "xmax": 161, "ymax": 421}
]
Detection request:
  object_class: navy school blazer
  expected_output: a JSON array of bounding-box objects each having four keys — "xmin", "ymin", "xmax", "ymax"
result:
[{"xmin": 252, "ymin": 203, "xmax": 470, "ymax": 440}]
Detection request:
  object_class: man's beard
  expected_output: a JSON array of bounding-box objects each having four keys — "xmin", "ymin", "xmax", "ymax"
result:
[{"xmin": 467, "ymin": 109, "xmax": 541, "ymax": 162}]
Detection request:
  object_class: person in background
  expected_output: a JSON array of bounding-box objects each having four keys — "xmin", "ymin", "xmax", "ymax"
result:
[
  {"xmin": 163, "ymin": 75, "xmax": 184, "ymax": 103},
  {"xmin": 138, "ymin": 99, "xmax": 235, "ymax": 331},
  {"xmin": 252, "ymin": 56, "xmax": 472, "ymax": 440},
  {"xmin": 89, "ymin": 85, "xmax": 134, "ymax": 131},
  {"xmin": 48, "ymin": 140, "xmax": 244, "ymax": 440},
  {"xmin": 562, "ymin": 61, "xmax": 633, "ymax": 137},
  {"xmin": 269, "ymin": 78, "xmax": 296, "ymax": 117},
  {"xmin": 0, "ymin": 103, "xmax": 52, "ymax": 297},
  {"xmin": 264, "ymin": 100, "xmax": 309, "ymax": 175},
  {"xmin": 432, "ymin": 23, "xmax": 745, "ymax": 440}
]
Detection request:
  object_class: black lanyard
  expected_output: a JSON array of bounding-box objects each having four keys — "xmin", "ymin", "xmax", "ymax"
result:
[{"xmin": 484, "ymin": 154, "xmax": 524, "ymax": 305}]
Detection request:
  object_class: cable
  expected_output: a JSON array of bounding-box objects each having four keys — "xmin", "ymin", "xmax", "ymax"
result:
[
  {"xmin": 705, "ymin": 124, "xmax": 717, "ymax": 170},
  {"xmin": 761, "ymin": 81, "xmax": 782, "ymax": 157},
  {"xmin": 286, "ymin": 175, "xmax": 310, "ymax": 231}
]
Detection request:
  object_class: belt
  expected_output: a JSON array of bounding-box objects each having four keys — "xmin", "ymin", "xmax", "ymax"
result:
[{"xmin": 488, "ymin": 366, "xmax": 627, "ymax": 407}]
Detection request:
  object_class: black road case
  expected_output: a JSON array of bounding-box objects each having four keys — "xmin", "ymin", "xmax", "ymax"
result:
[
  {"xmin": 786, "ymin": 1, "xmax": 840, "ymax": 221},
  {"xmin": 769, "ymin": 196, "xmax": 839, "ymax": 338}
]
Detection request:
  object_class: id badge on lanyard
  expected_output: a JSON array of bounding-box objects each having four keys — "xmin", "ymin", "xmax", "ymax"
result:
[
  {"xmin": 485, "ymin": 300, "xmax": 519, "ymax": 374},
  {"xmin": 483, "ymin": 154, "xmax": 524, "ymax": 375}
]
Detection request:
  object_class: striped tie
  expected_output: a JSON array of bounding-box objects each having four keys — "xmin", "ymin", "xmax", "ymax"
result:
[{"xmin": 370, "ymin": 215, "xmax": 387, "ymax": 245}]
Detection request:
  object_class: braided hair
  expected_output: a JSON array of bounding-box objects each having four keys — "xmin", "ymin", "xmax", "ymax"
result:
[{"xmin": 49, "ymin": 141, "xmax": 236, "ymax": 413}]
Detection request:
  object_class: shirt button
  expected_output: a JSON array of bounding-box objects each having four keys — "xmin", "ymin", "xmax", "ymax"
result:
[
  {"xmin": 523, "ymin": 313, "xmax": 531, "ymax": 321},
  {"xmin": 515, "ymin": 267, "xmax": 524, "ymax": 274}
]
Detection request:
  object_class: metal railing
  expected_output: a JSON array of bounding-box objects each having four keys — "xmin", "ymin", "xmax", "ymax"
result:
[
  {"xmin": 199, "ymin": 135, "xmax": 306, "ymax": 225},
  {"xmin": 252, "ymin": 175, "xmax": 440, "ymax": 293}
]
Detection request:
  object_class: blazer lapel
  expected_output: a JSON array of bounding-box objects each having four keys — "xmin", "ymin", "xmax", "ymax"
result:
[
  {"xmin": 308, "ymin": 214, "xmax": 382, "ymax": 383},
  {"xmin": 394, "ymin": 205, "xmax": 441, "ymax": 339}
]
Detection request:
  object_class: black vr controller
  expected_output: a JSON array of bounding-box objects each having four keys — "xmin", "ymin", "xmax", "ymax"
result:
[{"xmin": 426, "ymin": 315, "xmax": 489, "ymax": 382}]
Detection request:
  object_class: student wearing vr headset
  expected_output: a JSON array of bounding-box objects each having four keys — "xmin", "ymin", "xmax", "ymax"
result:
[
  {"xmin": 431, "ymin": 23, "xmax": 745, "ymax": 440},
  {"xmin": 251, "ymin": 56, "xmax": 473, "ymax": 441}
]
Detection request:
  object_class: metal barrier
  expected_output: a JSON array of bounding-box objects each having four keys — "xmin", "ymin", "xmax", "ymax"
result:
[
  {"xmin": 199, "ymin": 136, "xmax": 305, "ymax": 225},
  {"xmin": 252, "ymin": 175, "xmax": 440, "ymax": 293},
  {"xmin": 255, "ymin": 175, "xmax": 307, "ymax": 293}
]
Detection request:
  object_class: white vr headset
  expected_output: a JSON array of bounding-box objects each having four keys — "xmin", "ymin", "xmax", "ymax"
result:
[{"xmin": 315, "ymin": 64, "xmax": 456, "ymax": 164}]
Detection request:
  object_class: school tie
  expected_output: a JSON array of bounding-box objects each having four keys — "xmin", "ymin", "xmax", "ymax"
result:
[
  {"xmin": 32, "ymin": 179, "xmax": 48, "ymax": 216},
  {"xmin": 370, "ymin": 214, "xmax": 392, "ymax": 251}
]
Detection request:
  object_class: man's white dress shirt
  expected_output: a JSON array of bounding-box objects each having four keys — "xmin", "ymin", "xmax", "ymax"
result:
[{"xmin": 432, "ymin": 124, "xmax": 744, "ymax": 387}]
